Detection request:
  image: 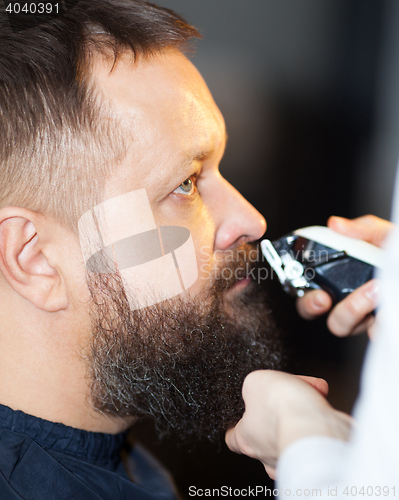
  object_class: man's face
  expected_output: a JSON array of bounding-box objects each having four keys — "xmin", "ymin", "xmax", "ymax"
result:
[
  {"xmin": 82, "ymin": 50, "xmax": 283, "ymax": 442},
  {"xmin": 91, "ymin": 49, "xmax": 266, "ymax": 290}
]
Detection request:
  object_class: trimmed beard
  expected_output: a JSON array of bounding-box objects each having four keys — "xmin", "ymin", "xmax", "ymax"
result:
[{"xmin": 86, "ymin": 243, "xmax": 284, "ymax": 444}]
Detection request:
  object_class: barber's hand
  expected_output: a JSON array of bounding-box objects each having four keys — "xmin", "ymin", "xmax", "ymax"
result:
[
  {"xmin": 296, "ymin": 215, "xmax": 392, "ymax": 337},
  {"xmin": 225, "ymin": 370, "xmax": 353, "ymax": 480}
]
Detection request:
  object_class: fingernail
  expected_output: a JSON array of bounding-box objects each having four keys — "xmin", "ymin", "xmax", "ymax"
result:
[
  {"xmin": 313, "ymin": 292, "xmax": 328, "ymax": 310},
  {"xmin": 365, "ymin": 280, "xmax": 380, "ymax": 303}
]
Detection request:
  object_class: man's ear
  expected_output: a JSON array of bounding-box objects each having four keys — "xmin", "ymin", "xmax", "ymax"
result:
[{"xmin": 0, "ymin": 208, "xmax": 68, "ymax": 312}]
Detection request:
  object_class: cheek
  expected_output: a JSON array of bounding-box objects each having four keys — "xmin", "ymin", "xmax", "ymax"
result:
[
  {"xmin": 79, "ymin": 188, "xmax": 206, "ymax": 310},
  {"xmin": 145, "ymin": 196, "xmax": 217, "ymax": 297},
  {"xmin": 186, "ymin": 214, "xmax": 216, "ymax": 295}
]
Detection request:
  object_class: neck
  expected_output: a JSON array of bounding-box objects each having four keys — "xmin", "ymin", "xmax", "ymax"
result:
[{"xmin": 0, "ymin": 301, "xmax": 134, "ymax": 434}]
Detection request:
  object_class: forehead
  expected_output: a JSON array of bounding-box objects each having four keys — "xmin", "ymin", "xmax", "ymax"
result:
[{"xmin": 91, "ymin": 49, "xmax": 225, "ymax": 192}]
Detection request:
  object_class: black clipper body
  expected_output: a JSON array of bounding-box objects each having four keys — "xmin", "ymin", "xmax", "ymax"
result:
[{"xmin": 260, "ymin": 226, "xmax": 384, "ymax": 303}]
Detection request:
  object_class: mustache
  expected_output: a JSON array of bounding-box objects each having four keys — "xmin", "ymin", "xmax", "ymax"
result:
[
  {"xmin": 210, "ymin": 242, "xmax": 261, "ymax": 293},
  {"xmin": 87, "ymin": 241, "xmax": 262, "ymax": 307}
]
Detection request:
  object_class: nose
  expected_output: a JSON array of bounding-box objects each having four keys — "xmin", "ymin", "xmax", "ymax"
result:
[{"xmin": 211, "ymin": 173, "xmax": 267, "ymax": 251}]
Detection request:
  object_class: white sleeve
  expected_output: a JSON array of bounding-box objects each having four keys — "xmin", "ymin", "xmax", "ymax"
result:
[{"xmin": 276, "ymin": 172, "xmax": 399, "ymax": 498}]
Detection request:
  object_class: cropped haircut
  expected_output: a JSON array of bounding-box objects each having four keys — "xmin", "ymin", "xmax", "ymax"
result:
[{"xmin": 0, "ymin": 0, "xmax": 199, "ymax": 230}]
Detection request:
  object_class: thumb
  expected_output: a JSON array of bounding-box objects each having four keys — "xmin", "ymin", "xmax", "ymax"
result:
[
  {"xmin": 225, "ymin": 424, "xmax": 242, "ymax": 454},
  {"xmin": 265, "ymin": 465, "xmax": 276, "ymax": 480},
  {"xmin": 295, "ymin": 375, "xmax": 329, "ymax": 397}
]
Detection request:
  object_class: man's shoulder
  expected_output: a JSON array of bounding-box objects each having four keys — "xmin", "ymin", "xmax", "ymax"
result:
[
  {"xmin": 0, "ymin": 429, "xmax": 176, "ymax": 500},
  {"xmin": 0, "ymin": 429, "xmax": 102, "ymax": 500}
]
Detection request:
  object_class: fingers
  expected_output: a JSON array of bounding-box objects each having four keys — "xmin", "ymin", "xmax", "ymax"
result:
[
  {"xmin": 351, "ymin": 315, "xmax": 376, "ymax": 336},
  {"xmin": 327, "ymin": 279, "xmax": 379, "ymax": 337},
  {"xmin": 327, "ymin": 215, "xmax": 392, "ymax": 247},
  {"xmin": 225, "ymin": 370, "xmax": 350, "ymax": 473},
  {"xmin": 296, "ymin": 279, "xmax": 379, "ymax": 337},
  {"xmin": 296, "ymin": 289, "xmax": 332, "ymax": 320},
  {"xmin": 367, "ymin": 317, "xmax": 380, "ymax": 340}
]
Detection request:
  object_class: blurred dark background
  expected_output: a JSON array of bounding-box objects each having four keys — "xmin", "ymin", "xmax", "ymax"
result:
[{"xmin": 132, "ymin": 0, "xmax": 399, "ymax": 497}]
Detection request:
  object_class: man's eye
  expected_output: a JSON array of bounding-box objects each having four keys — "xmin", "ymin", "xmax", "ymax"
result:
[{"xmin": 173, "ymin": 176, "xmax": 196, "ymax": 195}]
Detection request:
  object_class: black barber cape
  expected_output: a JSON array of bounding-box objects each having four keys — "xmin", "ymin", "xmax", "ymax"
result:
[{"xmin": 0, "ymin": 404, "xmax": 178, "ymax": 499}]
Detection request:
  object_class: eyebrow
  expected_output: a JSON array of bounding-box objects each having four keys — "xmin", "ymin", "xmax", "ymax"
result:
[
  {"xmin": 186, "ymin": 151, "xmax": 211, "ymax": 164},
  {"xmin": 155, "ymin": 129, "xmax": 228, "ymax": 200},
  {"xmin": 182, "ymin": 129, "xmax": 229, "ymax": 171}
]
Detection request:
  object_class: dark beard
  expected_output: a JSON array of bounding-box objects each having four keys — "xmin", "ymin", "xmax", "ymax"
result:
[{"xmin": 86, "ymin": 244, "xmax": 284, "ymax": 444}]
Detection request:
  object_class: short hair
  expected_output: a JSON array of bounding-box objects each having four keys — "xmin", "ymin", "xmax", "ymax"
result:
[{"xmin": 0, "ymin": 1, "xmax": 199, "ymax": 229}]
